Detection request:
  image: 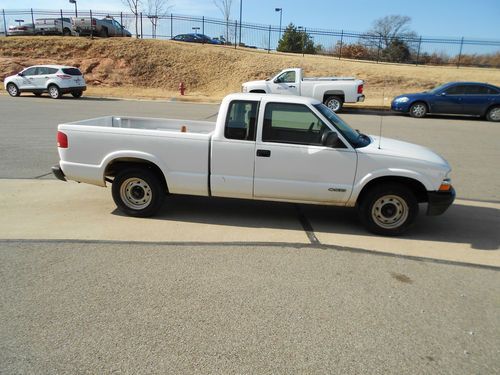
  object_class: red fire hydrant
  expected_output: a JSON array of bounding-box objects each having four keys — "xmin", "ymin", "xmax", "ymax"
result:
[{"xmin": 178, "ymin": 82, "xmax": 186, "ymax": 96}]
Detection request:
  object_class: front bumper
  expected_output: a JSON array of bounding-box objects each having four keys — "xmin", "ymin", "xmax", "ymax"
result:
[
  {"xmin": 52, "ymin": 164, "xmax": 67, "ymax": 182},
  {"xmin": 427, "ymin": 187, "xmax": 456, "ymax": 216},
  {"xmin": 391, "ymin": 101, "xmax": 411, "ymax": 112}
]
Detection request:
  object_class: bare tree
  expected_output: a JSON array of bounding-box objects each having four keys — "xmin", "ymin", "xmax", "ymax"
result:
[
  {"xmin": 122, "ymin": 0, "xmax": 142, "ymax": 38},
  {"xmin": 213, "ymin": 0, "xmax": 233, "ymax": 44},
  {"xmin": 147, "ymin": 0, "xmax": 172, "ymax": 38},
  {"xmin": 365, "ymin": 15, "xmax": 417, "ymax": 50}
]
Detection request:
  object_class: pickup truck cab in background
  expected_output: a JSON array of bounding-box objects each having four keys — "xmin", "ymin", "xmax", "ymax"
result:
[
  {"xmin": 242, "ymin": 68, "xmax": 365, "ymax": 112},
  {"xmin": 71, "ymin": 16, "xmax": 132, "ymax": 37},
  {"xmin": 53, "ymin": 94, "xmax": 454, "ymax": 235}
]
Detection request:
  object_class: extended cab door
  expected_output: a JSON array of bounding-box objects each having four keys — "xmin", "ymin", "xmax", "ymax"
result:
[
  {"xmin": 210, "ymin": 100, "xmax": 258, "ymax": 199},
  {"xmin": 253, "ymin": 102, "xmax": 357, "ymax": 203},
  {"xmin": 269, "ymin": 70, "xmax": 300, "ymax": 96}
]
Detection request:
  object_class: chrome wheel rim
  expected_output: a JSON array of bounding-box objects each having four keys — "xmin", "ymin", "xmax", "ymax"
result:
[
  {"xmin": 119, "ymin": 178, "xmax": 152, "ymax": 210},
  {"xmin": 327, "ymin": 98, "xmax": 341, "ymax": 112},
  {"xmin": 371, "ymin": 195, "xmax": 409, "ymax": 229},
  {"xmin": 7, "ymin": 84, "xmax": 17, "ymax": 96},
  {"xmin": 411, "ymin": 104, "xmax": 426, "ymax": 117},
  {"xmin": 489, "ymin": 108, "xmax": 500, "ymax": 121},
  {"xmin": 49, "ymin": 86, "xmax": 59, "ymax": 98}
]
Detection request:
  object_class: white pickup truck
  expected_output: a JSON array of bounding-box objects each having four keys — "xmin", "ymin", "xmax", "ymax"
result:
[
  {"xmin": 242, "ymin": 68, "xmax": 365, "ymax": 112},
  {"xmin": 52, "ymin": 93, "xmax": 455, "ymax": 235}
]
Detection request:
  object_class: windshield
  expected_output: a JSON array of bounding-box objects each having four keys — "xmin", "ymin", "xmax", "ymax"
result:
[
  {"xmin": 428, "ymin": 83, "xmax": 450, "ymax": 94},
  {"xmin": 314, "ymin": 104, "xmax": 370, "ymax": 148}
]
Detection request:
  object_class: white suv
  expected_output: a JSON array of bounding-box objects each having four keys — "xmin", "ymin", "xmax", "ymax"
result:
[{"xmin": 4, "ymin": 65, "xmax": 87, "ymax": 99}]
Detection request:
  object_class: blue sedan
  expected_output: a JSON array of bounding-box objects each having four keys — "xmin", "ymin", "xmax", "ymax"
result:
[{"xmin": 391, "ymin": 82, "xmax": 500, "ymax": 121}]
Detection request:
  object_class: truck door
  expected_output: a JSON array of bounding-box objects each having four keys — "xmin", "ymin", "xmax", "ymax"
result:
[
  {"xmin": 253, "ymin": 102, "xmax": 357, "ymax": 203},
  {"xmin": 270, "ymin": 70, "xmax": 300, "ymax": 96},
  {"xmin": 210, "ymin": 100, "xmax": 258, "ymax": 199}
]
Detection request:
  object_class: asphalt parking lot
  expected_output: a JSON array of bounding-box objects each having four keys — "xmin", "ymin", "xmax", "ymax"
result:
[{"xmin": 0, "ymin": 94, "xmax": 499, "ymax": 374}]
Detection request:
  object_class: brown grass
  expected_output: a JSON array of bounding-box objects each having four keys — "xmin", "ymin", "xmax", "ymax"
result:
[{"xmin": 1, "ymin": 36, "xmax": 499, "ymax": 106}]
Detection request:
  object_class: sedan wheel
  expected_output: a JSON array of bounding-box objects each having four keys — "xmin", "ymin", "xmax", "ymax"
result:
[
  {"xmin": 409, "ymin": 102, "xmax": 427, "ymax": 118},
  {"xmin": 7, "ymin": 83, "xmax": 20, "ymax": 97},
  {"xmin": 486, "ymin": 106, "xmax": 500, "ymax": 122}
]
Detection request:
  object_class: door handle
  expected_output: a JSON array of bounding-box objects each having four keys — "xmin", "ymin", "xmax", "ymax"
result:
[
  {"xmin": 256, "ymin": 149, "xmax": 271, "ymax": 157},
  {"xmin": 288, "ymin": 85, "xmax": 296, "ymax": 88}
]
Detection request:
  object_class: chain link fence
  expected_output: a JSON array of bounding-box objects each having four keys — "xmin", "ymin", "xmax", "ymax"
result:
[{"xmin": 2, "ymin": 9, "xmax": 499, "ymax": 68}]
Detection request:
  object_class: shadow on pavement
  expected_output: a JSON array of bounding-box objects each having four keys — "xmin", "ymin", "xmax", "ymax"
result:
[{"xmin": 113, "ymin": 195, "xmax": 499, "ymax": 251}]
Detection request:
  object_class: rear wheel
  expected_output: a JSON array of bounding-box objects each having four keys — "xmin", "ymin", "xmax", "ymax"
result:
[
  {"xmin": 358, "ymin": 183, "xmax": 418, "ymax": 236},
  {"xmin": 112, "ymin": 168, "xmax": 165, "ymax": 217},
  {"xmin": 48, "ymin": 85, "xmax": 62, "ymax": 99},
  {"xmin": 409, "ymin": 102, "xmax": 427, "ymax": 118},
  {"xmin": 71, "ymin": 91, "xmax": 83, "ymax": 98},
  {"xmin": 324, "ymin": 96, "xmax": 343, "ymax": 112},
  {"xmin": 6, "ymin": 83, "xmax": 20, "ymax": 97},
  {"xmin": 486, "ymin": 106, "xmax": 500, "ymax": 122},
  {"xmin": 63, "ymin": 28, "xmax": 71, "ymax": 36}
]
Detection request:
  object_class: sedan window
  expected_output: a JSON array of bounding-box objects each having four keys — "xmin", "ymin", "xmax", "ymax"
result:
[
  {"xmin": 466, "ymin": 85, "xmax": 492, "ymax": 95},
  {"xmin": 444, "ymin": 85, "xmax": 468, "ymax": 95}
]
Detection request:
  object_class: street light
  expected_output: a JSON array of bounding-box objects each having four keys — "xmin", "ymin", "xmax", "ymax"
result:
[
  {"xmin": 15, "ymin": 19, "xmax": 25, "ymax": 27},
  {"xmin": 192, "ymin": 26, "xmax": 200, "ymax": 34},
  {"xmin": 69, "ymin": 0, "xmax": 78, "ymax": 18},
  {"xmin": 275, "ymin": 8, "xmax": 282, "ymax": 38}
]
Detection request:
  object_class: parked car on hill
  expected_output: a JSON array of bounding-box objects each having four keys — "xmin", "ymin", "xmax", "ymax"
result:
[
  {"xmin": 71, "ymin": 16, "xmax": 131, "ymax": 37},
  {"xmin": 35, "ymin": 17, "xmax": 74, "ymax": 36},
  {"xmin": 172, "ymin": 33, "xmax": 221, "ymax": 44},
  {"xmin": 7, "ymin": 23, "xmax": 35, "ymax": 36},
  {"xmin": 242, "ymin": 68, "xmax": 365, "ymax": 112},
  {"xmin": 391, "ymin": 82, "xmax": 500, "ymax": 121},
  {"xmin": 4, "ymin": 65, "xmax": 86, "ymax": 99}
]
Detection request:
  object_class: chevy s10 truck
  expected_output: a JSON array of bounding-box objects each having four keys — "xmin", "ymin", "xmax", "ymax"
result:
[
  {"xmin": 52, "ymin": 93, "xmax": 455, "ymax": 235},
  {"xmin": 242, "ymin": 68, "xmax": 365, "ymax": 112}
]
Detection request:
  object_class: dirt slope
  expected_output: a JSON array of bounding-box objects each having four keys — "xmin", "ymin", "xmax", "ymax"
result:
[{"xmin": 1, "ymin": 37, "xmax": 499, "ymax": 105}]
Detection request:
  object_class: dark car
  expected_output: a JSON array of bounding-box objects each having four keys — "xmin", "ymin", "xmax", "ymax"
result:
[
  {"xmin": 171, "ymin": 33, "xmax": 220, "ymax": 44},
  {"xmin": 391, "ymin": 82, "xmax": 500, "ymax": 122}
]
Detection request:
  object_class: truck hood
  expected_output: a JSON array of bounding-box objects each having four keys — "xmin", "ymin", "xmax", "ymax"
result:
[{"xmin": 360, "ymin": 136, "xmax": 450, "ymax": 169}]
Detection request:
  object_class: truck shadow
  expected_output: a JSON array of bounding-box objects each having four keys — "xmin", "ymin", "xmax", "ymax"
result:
[{"xmin": 115, "ymin": 195, "xmax": 499, "ymax": 251}]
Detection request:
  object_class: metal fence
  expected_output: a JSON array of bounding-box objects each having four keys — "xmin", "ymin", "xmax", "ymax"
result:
[{"xmin": 2, "ymin": 9, "xmax": 500, "ymax": 68}]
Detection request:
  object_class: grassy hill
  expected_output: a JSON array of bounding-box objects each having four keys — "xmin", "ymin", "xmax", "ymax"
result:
[{"xmin": 1, "ymin": 37, "xmax": 499, "ymax": 106}]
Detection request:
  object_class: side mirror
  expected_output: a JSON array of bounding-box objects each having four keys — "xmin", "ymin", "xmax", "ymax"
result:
[
  {"xmin": 440, "ymin": 92, "xmax": 447, "ymax": 96},
  {"xmin": 321, "ymin": 131, "xmax": 339, "ymax": 147},
  {"xmin": 17, "ymin": 72, "xmax": 23, "ymax": 76}
]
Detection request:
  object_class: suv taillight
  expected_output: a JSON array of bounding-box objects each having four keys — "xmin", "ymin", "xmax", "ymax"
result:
[
  {"xmin": 57, "ymin": 131, "xmax": 68, "ymax": 148},
  {"xmin": 357, "ymin": 84, "xmax": 364, "ymax": 94}
]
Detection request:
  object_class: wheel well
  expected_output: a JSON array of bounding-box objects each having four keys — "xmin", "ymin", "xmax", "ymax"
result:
[
  {"xmin": 323, "ymin": 93, "xmax": 345, "ymax": 103},
  {"xmin": 357, "ymin": 176, "xmax": 428, "ymax": 204},
  {"xmin": 105, "ymin": 158, "xmax": 168, "ymax": 191},
  {"xmin": 411, "ymin": 101, "xmax": 428, "ymax": 110},
  {"xmin": 249, "ymin": 89, "xmax": 266, "ymax": 93}
]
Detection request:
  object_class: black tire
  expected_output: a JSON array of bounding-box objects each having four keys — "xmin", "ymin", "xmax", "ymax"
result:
[
  {"xmin": 409, "ymin": 102, "xmax": 428, "ymax": 118},
  {"xmin": 63, "ymin": 28, "xmax": 71, "ymax": 36},
  {"xmin": 48, "ymin": 84, "xmax": 62, "ymax": 99},
  {"xmin": 71, "ymin": 91, "xmax": 83, "ymax": 98},
  {"xmin": 100, "ymin": 28, "xmax": 109, "ymax": 38},
  {"xmin": 111, "ymin": 168, "xmax": 165, "ymax": 217},
  {"xmin": 6, "ymin": 83, "xmax": 20, "ymax": 97},
  {"xmin": 485, "ymin": 106, "xmax": 500, "ymax": 122},
  {"xmin": 357, "ymin": 183, "xmax": 418, "ymax": 236},
  {"xmin": 324, "ymin": 95, "xmax": 343, "ymax": 112}
]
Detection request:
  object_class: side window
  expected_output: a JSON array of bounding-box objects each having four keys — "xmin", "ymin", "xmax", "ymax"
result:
[
  {"xmin": 275, "ymin": 71, "xmax": 296, "ymax": 83},
  {"xmin": 224, "ymin": 101, "xmax": 258, "ymax": 141},
  {"xmin": 46, "ymin": 68, "xmax": 58, "ymax": 74},
  {"xmin": 262, "ymin": 103, "xmax": 327, "ymax": 146},
  {"xmin": 466, "ymin": 85, "xmax": 490, "ymax": 95},
  {"xmin": 22, "ymin": 67, "xmax": 37, "ymax": 76},
  {"xmin": 446, "ymin": 85, "xmax": 467, "ymax": 95},
  {"xmin": 36, "ymin": 67, "xmax": 48, "ymax": 75}
]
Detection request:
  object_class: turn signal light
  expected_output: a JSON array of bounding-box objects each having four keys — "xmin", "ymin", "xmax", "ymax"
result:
[
  {"xmin": 438, "ymin": 183, "xmax": 452, "ymax": 191},
  {"xmin": 57, "ymin": 131, "xmax": 68, "ymax": 148}
]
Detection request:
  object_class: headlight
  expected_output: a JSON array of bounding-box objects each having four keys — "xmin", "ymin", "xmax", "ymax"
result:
[{"xmin": 394, "ymin": 96, "xmax": 409, "ymax": 103}]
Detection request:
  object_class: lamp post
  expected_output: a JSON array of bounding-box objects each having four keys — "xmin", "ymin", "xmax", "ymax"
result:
[
  {"xmin": 69, "ymin": 0, "xmax": 78, "ymax": 18},
  {"xmin": 238, "ymin": 0, "xmax": 242, "ymax": 46},
  {"xmin": 15, "ymin": 19, "xmax": 24, "ymax": 27},
  {"xmin": 275, "ymin": 7, "xmax": 282, "ymax": 38},
  {"xmin": 192, "ymin": 26, "xmax": 200, "ymax": 34}
]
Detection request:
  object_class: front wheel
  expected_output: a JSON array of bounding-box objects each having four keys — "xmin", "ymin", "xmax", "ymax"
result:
[
  {"xmin": 111, "ymin": 168, "xmax": 165, "ymax": 217},
  {"xmin": 358, "ymin": 183, "xmax": 418, "ymax": 236},
  {"xmin": 409, "ymin": 102, "xmax": 427, "ymax": 118},
  {"xmin": 486, "ymin": 106, "xmax": 500, "ymax": 122},
  {"xmin": 324, "ymin": 96, "xmax": 343, "ymax": 112},
  {"xmin": 48, "ymin": 85, "xmax": 62, "ymax": 99},
  {"xmin": 6, "ymin": 83, "xmax": 20, "ymax": 97}
]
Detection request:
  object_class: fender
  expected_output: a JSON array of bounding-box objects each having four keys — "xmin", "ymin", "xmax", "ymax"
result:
[
  {"xmin": 347, "ymin": 168, "xmax": 434, "ymax": 206},
  {"xmin": 99, "ymin": 150, "xmax": 170, "ymax": 185}
]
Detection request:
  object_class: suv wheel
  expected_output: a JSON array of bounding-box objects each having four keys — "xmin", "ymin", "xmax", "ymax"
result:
[
  {"xmin": 7, "ymin": 83, "xmax": 20, "ymax": 97},
  {"xmin": 48, "ymin": 85, "xmax": 62, "ymax": 99}
]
